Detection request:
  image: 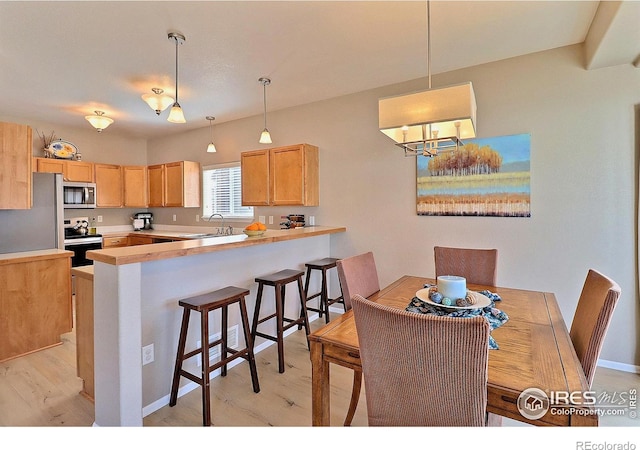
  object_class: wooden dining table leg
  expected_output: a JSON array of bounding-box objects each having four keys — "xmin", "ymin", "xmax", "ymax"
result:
[
  {"xmin": 343, "ymin": 369, "xmax": 362, "ymax": 426},
  {"xmin": 310, "ymin": 340, "xmax": 330, "ymax": 426}
]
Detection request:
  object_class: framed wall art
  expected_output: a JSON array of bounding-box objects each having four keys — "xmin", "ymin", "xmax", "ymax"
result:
[{"xmin": 416, "ymin": 133, "xmax": 531, "ymax": 217}]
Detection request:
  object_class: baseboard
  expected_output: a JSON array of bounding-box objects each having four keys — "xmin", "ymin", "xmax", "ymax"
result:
[
  {"xmin": 597, "ymin": 358, "xmax": 640, "ymax": 374},
  {"xmin": 142, "ymin": 312, "xmax": 322, "ymax": 418}
]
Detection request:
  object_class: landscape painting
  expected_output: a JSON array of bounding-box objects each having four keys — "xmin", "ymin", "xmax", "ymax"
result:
[{"xmin": 416, "ymin": 133, "xmax": 531, "ymax": 217}]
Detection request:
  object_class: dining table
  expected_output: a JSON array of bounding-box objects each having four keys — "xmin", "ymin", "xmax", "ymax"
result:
[{"xmin": 309, "ymin": 275, "xmax": 598, "ymax": 426}]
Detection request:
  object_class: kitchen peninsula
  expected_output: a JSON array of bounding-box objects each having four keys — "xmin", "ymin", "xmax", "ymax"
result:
[{"xmin": 86, "ymin": 225, "xmax": 345, "ymax": 426}]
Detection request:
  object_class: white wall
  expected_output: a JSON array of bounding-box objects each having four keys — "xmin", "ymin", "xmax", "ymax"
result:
[{"xmin": 149, "ymin": 44, "xmax": 640, "ymax": 367}]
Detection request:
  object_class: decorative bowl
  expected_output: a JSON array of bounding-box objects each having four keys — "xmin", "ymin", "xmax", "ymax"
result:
[{"xmin": 243, "ymin": 230, "xmax": 265, "ymax": 237}]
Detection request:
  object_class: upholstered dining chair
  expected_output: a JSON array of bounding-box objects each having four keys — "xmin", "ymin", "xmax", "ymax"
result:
[
  {"xmin": 336, "ymin": 251, "xmax": 380, "ymax": 426},
  {"xmin": 434, "ymin": 246, "xmax": 498, "ymax": 286},
  {"xmin": 351, "ymin": 294, "xmax": 490, "ymax": 426},
  {"xmin": 570, "ymin": 269, "xmax": 621, "ymax": 388}
]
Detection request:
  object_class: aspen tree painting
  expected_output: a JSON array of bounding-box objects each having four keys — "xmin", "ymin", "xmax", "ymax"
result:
[{"xmin": 416, "ymin": 134, "xmax": 531, "ymax": 217}]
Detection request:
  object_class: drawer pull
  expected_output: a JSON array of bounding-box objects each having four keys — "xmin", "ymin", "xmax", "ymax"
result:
[
  {"xmin": 501, "ymin": 395, "xmax": 517, "ymax": 404},
  {"xmin": 347, "ymin": 352, "xmax": 360, "ymax": 359}
]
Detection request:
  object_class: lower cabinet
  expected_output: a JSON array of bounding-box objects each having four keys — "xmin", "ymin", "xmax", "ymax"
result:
[
  {"xmin": 102, "ymin": 235, "xmax": 129, "ymax": 248},
  {"xmin": 72, "ymin": 266, "xmax": 94, "ymax": 401},
  {"xmin": 0, "ymin": 251, "xmax": 72, "ymax": 362},
  {"xmin": 128, "ymin": 236, "xmax": 153, "ymax": 246}
]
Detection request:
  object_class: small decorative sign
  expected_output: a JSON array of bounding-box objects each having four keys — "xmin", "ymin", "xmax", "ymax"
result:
[{"xmin": 416, "ymin": 133, "xmax": 531, "ymax": 217}]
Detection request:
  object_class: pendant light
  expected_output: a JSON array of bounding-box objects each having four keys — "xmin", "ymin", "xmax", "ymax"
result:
[
  {"xmin": 378, "ymin": 1, "xmax": 476, "ymax": 156},
  {"xmin": 206, "ymin": 116, "xmax": 217, "ymax": 153},
  {"xmin": 258, "ymin": 77, "xmax": 272, "ymax": 144},
  {"xmin": 142, "ymin": 88, "xmax": 174, "ymax": 115},
  {"xmin": 85, "ymin": 110, "xmax": 114, "ymax": 132},
  {"xmin": 167, "ymin": 32, "xmax": 186, "ymax": 123}
]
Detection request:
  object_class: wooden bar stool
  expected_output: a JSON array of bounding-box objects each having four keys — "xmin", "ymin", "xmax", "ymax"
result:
[
  {"xmin": 169, "ymin": 286, "xmax": 260, "ymax": 427},
  {"xmin": 302, "ymin": 257, "xmax": 345, "ymax": 325},
  {"xmin": 250, "ymin": 269, "xmax": 310, "ymax": 373}
]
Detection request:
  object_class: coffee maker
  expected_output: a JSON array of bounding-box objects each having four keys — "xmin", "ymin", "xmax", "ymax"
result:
[{"xmin": 133, "ymin": 212, "xmax": 153, "ymax": 230}]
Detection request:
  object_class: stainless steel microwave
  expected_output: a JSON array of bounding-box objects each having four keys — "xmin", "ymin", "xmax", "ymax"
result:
[{"xmin": 63, "ymin": 182, "xmax": 97, "ymax": 209}]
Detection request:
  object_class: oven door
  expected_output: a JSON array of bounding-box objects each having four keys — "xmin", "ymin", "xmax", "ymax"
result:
[{"xmin": 65, "ymin": 240, "xmax": 103, "ymax": 267}]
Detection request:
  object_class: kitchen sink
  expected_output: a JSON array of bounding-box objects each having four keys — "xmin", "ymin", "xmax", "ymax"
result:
[{"xmin": 179, "ymin": 233, "xmax": 230, "ymax": 239}]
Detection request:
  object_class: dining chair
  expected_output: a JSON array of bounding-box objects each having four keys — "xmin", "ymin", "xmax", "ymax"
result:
[
  {"xmin": 570, "ymin": 269, "xmax": 621, "ymax": 388},
  {"xmin": 434, "ymin": 246, "xmax": 498, "ymax": 286},
  {"xmin": 336, "ymin": 251, "xmax": 380, "ymax": 426},
  {"xmin": 351, "ymin": 294, "xmax": 490, "ymax": 426}
]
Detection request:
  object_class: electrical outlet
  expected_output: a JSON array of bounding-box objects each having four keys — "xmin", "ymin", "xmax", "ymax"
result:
[
  {"xmin": 258, "ymin": 215, "xmax": 265, "ymax": 224},
  {"xmin": 172, "ymin": 214, "xmax": 177, "ymax": 222},
  {"xmin": 196, "ymin": 325, "xmax": 239, "ymax": 367},
  {"xmin": 309, "ymin": 215, "xmax": 315, "ymax": 226},
  {"xmin": 268, "ymin": 216, "xmax": 273, "ymax": 224},
  {"xmin": 142, "ymin": 344, "xmax": 154, "ymax": 365},
  {"xmin": 97, "ymin": 215, "xmax": 103, "ymax": 223},
  {"xmin": 196, "ymin": 214, "xmax": 200, "ymax": 222}
]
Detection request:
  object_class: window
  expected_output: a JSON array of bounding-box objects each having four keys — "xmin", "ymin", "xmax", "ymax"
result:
[{"xmin": 202, "ymin": 162, "xmax": 254, "ymax": 220}]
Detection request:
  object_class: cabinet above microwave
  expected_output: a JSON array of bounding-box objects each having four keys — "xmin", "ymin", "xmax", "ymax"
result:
[{"xmin": 63, "ymin": 182, "xmax": 96, "ymax": 209}]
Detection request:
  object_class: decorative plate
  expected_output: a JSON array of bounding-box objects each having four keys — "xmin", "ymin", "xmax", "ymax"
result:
[
  {"xmin": 415, "ymin": 288, "xmax": 491, "ymax": 310},
  {"xmin": 50, "ymin": 139, "xmax": 77, "ymax": 159}
]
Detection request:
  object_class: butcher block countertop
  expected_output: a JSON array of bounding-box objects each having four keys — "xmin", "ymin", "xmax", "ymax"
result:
[{"xmin": 88, "ymin": 226, "xmax": 346, "ymax": 266}]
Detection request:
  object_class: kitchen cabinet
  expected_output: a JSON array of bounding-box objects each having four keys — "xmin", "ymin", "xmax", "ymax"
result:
[
  {"xmin": 241, "ymin": 143, "xmax": 319, "ymax": 206},
  {"xmin": 34, "ymin": 157, "xmax": 94, "ymax": 182},
  {"xmin": 0, "ymin": 250, "xmax": 72, "ymax": 362},
  {"xmin": 94, "ymin": 163, "xmax": 123, "ymax": 207},
  {"xmin": 1, "ymin": 122, "xmax": 32, "ymax": 209},
  {"xmin": 147, "ymin": 164, "xmax": 165, "ymax": 207},
  {"xmin": 128, "ymin": 236, "xmax": 153, "ymax": 246},
  {"xmin": 72, "ymin": 265, "xmax": 94, "ymax": 400},
  {"xmin": 102, "ymin": 235, "xmax": 129, "ymax": 248},
  {"xmin": 123, "ymin": 165, "xmax": 148, "ymax": 207},
  {"xmin": 148, "ymin": 161, "xmax": 201, "ymax": 207}
]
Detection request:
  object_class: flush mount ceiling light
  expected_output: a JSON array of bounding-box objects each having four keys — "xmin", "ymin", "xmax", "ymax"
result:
[
  {"xmin": 85, "ymin": 110, "xmax": 114, "ymax": 132},
  {"xmin": 206, "ymin": 116, "xmax": 217, "ymax": 153},
  {"xmin": 142, "ymin": 88, "xmax": 174, "ymax": 115},
  {"xmin": 167, "ymin": 32, "xmax": 186, "ymax": 123},
  {"xmin": 378, "ymin": 1, "xmax": 476, "ymax": 157},
  {"xmin": 258, "ymin": 77, "xmax": 272, "ymax": 144}
]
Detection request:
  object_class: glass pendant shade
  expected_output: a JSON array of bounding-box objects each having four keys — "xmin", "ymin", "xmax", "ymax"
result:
[
  {"xmin": 85, "ymin": 110, "xmax": 114, "ymax": 132},
  {"xmin": 167, "ymin": 103, "xmax": 186, "ymax": 123},
  {"xmin": 142, "ymin": 88, "xmax": 174, "ymax": 115},
  {"xmin": 206, "ymin": 116, "xmax": 217, "ymax": 152},
  {"xmin": 207, "ymin": 142, "xmax": 217, "ymax": 153},
  {"xmin": 259, "ymin": 129, "xmax": 272, "ymax": 144}
]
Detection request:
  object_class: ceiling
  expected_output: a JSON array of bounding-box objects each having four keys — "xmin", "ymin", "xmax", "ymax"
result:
[{"xmin": 1, "ymin": 1, "xmax": 638, "ymax": 139}]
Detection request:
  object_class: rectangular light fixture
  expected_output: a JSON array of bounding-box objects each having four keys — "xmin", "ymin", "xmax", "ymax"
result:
[{"xmin": 379, "ymin": 81, "xmax": 477, "ymax": 156}]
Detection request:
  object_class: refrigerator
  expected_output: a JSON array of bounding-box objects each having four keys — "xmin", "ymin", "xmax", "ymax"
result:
[{"xmin": 0, "ymin": 172, "xmax": 64, "ymax": 253}]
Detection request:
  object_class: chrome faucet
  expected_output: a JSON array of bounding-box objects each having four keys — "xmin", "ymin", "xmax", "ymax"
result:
[{"xmin": 207, "ymin": 213, "xmax": 233, "ymax": 236}]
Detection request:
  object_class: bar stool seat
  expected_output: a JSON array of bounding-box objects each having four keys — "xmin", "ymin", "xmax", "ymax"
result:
[
  {"xmin": 251, "ymin": 269, "xmax": 310, "ymax": 373},
  {"xmin": 169, "ymin": 286, "xmax": 260, "ymax": 426},
  {"xmin": 303, "ymin": 257, "xmax": 345, "ymax": 324}
]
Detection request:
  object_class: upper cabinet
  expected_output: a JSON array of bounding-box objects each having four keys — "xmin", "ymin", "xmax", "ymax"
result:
[
  {"xmin": 123, "ymin": 165, "xmax": 148, "ymax": 208},
  {"xmin": 34, "ymin": 157, "xmax": 94, "ymax": 182},
  {"xmin": 0, "ymin": 122, "xmax": 32, "ymax": 209},
  {"xmin": 241, "ymin": 144, "xmax": 319, "ymax": 206},
  {"xmin": 94, "ymin": 163, "xmax": 123, "ymax": 208},
  {"xmin": 148, "ymin": 161, "xmax": 201, "ymax": 208}
]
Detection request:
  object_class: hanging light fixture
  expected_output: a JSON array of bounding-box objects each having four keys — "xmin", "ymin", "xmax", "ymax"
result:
[
  {"xmin": 167, "ymin": 32, "xmax": 186, "ymax": 123},
  {"xmin": 206, "ymin": 116, "xmax": 217, "ymax": 153},
  {"xmin": 85, "ymin": 110, "xmax": 114, "ymax": 132},
  {"xmin": 142, "ymin": 88, "xmax": 174, "ymax": 115},
  {"xmin": 378, "ymin": 1, "xmax": 476, "ymax": 157},
  {"xmin": 258, "ymin": 77, "xmax": 272, "ymax": 144}
]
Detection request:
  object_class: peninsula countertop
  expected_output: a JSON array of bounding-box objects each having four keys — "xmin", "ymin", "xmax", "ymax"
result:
[{"xmin": 87, "ymin": 226, "xmax": 346, "ymax": 266}]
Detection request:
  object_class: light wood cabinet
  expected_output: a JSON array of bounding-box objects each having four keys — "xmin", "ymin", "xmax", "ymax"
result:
[
  {"xmin": 147, "ymin": 164, "xmax": 165, "ymax": 207},
  {"xmin": 34, "ymin": 157, "xmax": 94, "ymax": 182},
  {"xmin": 94, "ymin": 163, "xmax": 123, "ymax": 208},
  {"xmin": 102, "ymin": 235, "xmax": 129, "ymax": 248},
  {"xmin": 123, "ymin": 165, "xmax": 148, "ymax": 207},
  {"xmin": 72, "ymin": 266, "xmax": 94, "ymax": 400},
  {"xmin": 147, "ymin": 161, "xmax": 201, "ymax": 207},
  {"xmin": 0, "ymin": 251, "xmax": 72, "ymax": 362},
  {"xmin": 241, "ymin": 143, "xmax": 319, "ymax": 206},
  {"xmin": 1, "ymin": 122, "xmax": 32, "ymax": 209}
]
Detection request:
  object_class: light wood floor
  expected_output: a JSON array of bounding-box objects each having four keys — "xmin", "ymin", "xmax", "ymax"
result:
[{"xmin": 1, "ymin": 314, "xmax": 638, "ymax": 428}]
